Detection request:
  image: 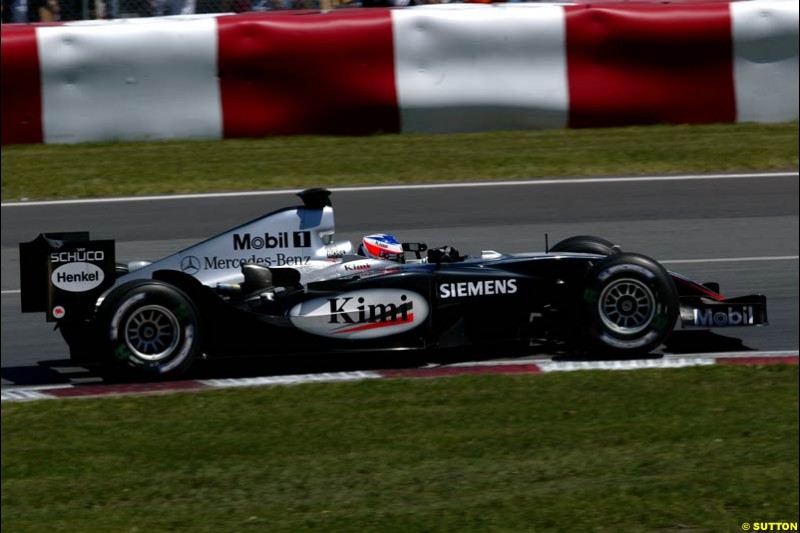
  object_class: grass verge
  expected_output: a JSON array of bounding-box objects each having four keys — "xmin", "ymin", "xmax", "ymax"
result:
[
  {"xmin": 2, "ymin": 123, "xmax": 797, "ymax": 201},
  {"xmin": 2, "ymin": 364, "xmax": 798, "ymax": 533}
]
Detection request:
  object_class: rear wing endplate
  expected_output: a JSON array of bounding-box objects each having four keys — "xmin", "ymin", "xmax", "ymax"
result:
[{"xmin": 19, "ymin": 233, "xmax": 116, "ymax": 322}]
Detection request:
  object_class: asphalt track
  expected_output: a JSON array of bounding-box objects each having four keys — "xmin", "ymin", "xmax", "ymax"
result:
[{"xmin": 2, "ymin": 173, "xmax": 798, "ymax": 387}]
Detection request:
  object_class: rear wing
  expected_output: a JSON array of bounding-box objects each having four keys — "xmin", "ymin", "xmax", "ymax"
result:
[{"xmin": 19, "ymin": 233, "xmax": 116, "ymax": 322}]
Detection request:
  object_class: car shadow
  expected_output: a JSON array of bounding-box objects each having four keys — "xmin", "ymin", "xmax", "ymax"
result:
[
  {"xmin": 0, "ymin": 330, "xmax": 757, "ymax": 387},
  {"xmin": 1, "ymin": 360, "xmax": 96, "ymax": 387},
  {"xmin": 549, "ymin": 331, "xmax": 756, "ymax": 362},
  {"xmin": 661, "ymin": 330, "xmax": 755, "ymax": 354},
  {"xmin": 1, "ymin": 352, "xmax": 446, "ymax": 387}
]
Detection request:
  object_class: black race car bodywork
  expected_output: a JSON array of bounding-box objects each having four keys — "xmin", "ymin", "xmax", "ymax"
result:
[{"xmin": 20, "ymin": 189, "xmax": 768, "ymax": 377}]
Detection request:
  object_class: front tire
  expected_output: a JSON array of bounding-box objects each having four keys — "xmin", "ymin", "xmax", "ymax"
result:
[
  {"xmin": 100, "ymin": 282, "xmax": 201, "ymax": 378},
  {"xmin": 579, "ymin": 253, "xmax": 678, "ymax": 357}
]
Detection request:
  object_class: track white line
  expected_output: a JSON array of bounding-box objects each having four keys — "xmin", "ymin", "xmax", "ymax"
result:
[
  {"xmin": 446, "ymin": 351, "xmax": 799, "ymax": 367},
  {"xmin": 2, "ymin": 171, "xmax": 796, "ymax": 207},
  {"xmin": 1, "ymin": 254, "xmax": 796, "ymax": 295},
  {"xmin": 1, "ymin": 383, "xmax": 75, "ymax": 392},
  {"xmin": 537, "ymin": 358, "xmax": 718, "ymax": 372},
  {"xmin": 200, "ymin": 371, "xmax": 382, "ymax": 388},
  {"xmin": 663, "ymin": 255, "xmax": 799, "ymax": 264},
  {"xmin": 670, "ymin": 350, "xmax": 799, "ymax": 359}
]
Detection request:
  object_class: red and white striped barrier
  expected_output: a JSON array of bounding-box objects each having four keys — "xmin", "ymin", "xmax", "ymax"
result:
[{"xmin": 1, "ymin": 2, "xmax": 797, "ymax": 145}]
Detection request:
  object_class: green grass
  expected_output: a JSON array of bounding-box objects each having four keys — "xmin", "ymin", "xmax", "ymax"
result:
[
  {"xmin": 2, "ymin": 364, "xmax": 798, "ymax": 533},
  {"xmin": 2, "ymin": 123, "xmax": 797, "ymax": 201}
]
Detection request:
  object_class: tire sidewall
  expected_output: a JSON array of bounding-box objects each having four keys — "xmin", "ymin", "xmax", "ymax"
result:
[
  {"xmin": 103, "ymin": 283, "xmax": 200, "ymax": 376},
  {"xmin": 582, "ymin": 254, "xmax": 677, "ymax": 355},
  {"xmin": 551, "ymin": 235, "xmax": 620, "ymax": 256}
]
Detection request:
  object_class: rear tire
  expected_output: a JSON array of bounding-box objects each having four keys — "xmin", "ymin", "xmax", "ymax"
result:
[
  {"xmin": 579, "ymin": 253, "xmax": 678, "ymax": 357},
  {"xmin": 99, "ymin": 281, "xmax": 200, "ymax": 378},
  {"xmin": 551, "ymin": 235, "xmax": 621, "ymax": 256}
]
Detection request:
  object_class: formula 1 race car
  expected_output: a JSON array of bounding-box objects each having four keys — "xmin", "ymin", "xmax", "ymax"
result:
[{"xmin": 20, "ymin": 188, "xmax": 768, "ymax": 377}]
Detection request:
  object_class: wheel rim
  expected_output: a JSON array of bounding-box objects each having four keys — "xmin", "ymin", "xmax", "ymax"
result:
[
  {"xmin": 124, "ymin": 305, "xmax": 180, "ymax": 361},
  {"xmin": 598, "ymin": 278, "xmax": 656, "ymax": 335}
]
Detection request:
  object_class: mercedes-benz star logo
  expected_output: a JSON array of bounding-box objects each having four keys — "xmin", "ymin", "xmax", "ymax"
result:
[{"xmin": 180, "ymin": 255, "xmax": 201, "ymax": 275}]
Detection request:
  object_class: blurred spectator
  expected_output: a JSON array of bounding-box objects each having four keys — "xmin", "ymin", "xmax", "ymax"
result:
[
  {"xmin": 362, "ymin": 0, "xmax": 449, "ymax": 6},
  {"xmin": 318, "ymin": 0, "xmax": 356, "ymax": 10},
  {"xmin": 251, "ymin": 0, "xmax": 289, "ymax": 10},
  {"xmin": 154, "ymin": 0, "xmax": 195, "ymax": 14},
  {"xmin": 3, "ymin": 0, "xmax": 468, "ymax": 22},
  {"xmin": 2, "ymin": 0, "xmax": 35, "ymax": 22},
  {"xmin": 37, "ymin": 0, "xmax": 59, "ymax": 20},
  {"xmin": 221, "ymin": 0, "xmax": 250, "ymax": 12}
]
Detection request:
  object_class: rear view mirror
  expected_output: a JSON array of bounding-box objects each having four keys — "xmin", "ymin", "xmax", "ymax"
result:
[
  {"xmin": 402, "ymin": 242, "xmax": 428, "ymax": 260},
  {"xmin": 402, "ymin": 242, "xmax": 427, "ymax": 253}
]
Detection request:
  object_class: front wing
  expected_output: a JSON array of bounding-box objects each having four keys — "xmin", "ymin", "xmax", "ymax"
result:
[{"xmin": 679, "ymin": 294, "xmax": 768, "ymax": 329}]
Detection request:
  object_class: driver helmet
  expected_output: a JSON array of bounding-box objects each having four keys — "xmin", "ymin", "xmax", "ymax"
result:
[{"xmin": 358, "ymin": 233, "xmax": 404, "ymax": 262}]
